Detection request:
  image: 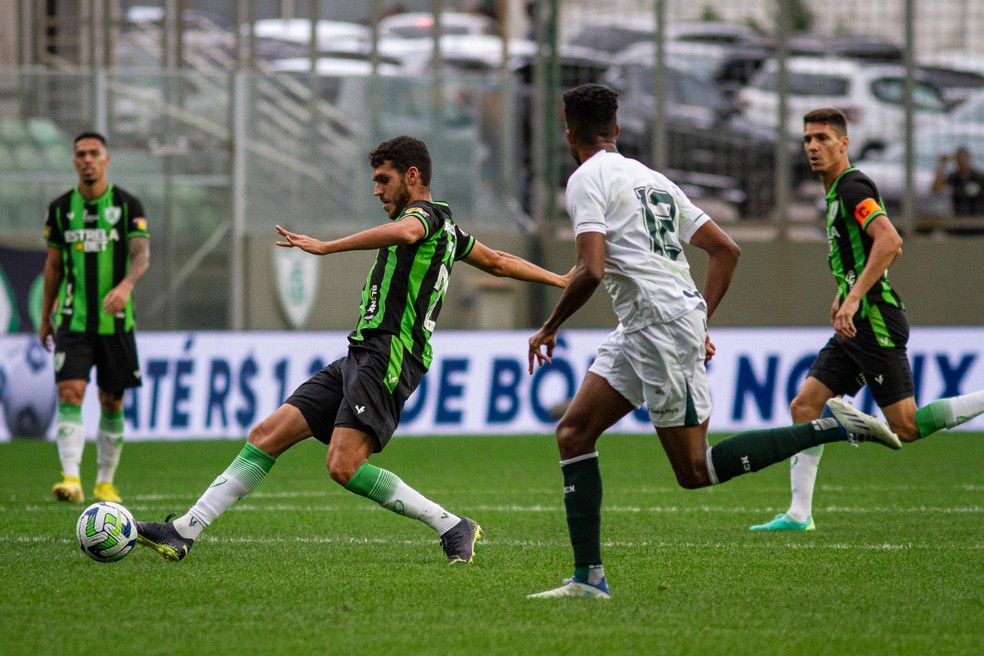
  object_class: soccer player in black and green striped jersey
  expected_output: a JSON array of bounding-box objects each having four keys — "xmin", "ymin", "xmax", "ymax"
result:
[
  {"xmin": 135, "ymin": 135, "xmax": 572, "ymax": 563},
  {"xmin": 41, "ymin": 132, "xmax": 150, "ymax": 505},
  {"xmin": 750, "ymin": 108, "xmax": 984, "ymax": 532}
]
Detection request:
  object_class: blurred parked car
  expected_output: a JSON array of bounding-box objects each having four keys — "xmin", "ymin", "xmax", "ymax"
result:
[
  {"xmin": 738, "ymin": 57, "xmax": 949, "ymax": 159},
  {"xmin": 787, "ymin": 33, "xmax": 902, "ymax": 62},
  {"xmin": 605, "ymin": 60, "xmax": 810, "ymax": 217},
  {"xmin": 617, "ymin": 40, "xmax": 773, "ymax": 98},
  {"xmin": 565, "ymin": 24, "xmax": 652, "ymax": 55},
  {"xmin": 853, "ymin": 123, "xmax": 984, "ymax": 220},
  {"xmin": 252, "ymin": 19, "xmax": 372, "ymax": 57},
  {"xmin": 566, "ymin": 20, "xmax": 769, "ymax": 56},
  {"xmin": 377, "ymin": 12, "xmax": 499, "ymax": 39},
  {"xmin": 949, "ymin": 90, "xmax": 984, "ymax": 123},
  {"xmin": 916, "ymin": 66, "xmax": 984, "ymax": 107}
]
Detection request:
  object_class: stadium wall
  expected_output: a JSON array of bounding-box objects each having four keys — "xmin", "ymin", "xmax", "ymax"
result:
[
  {"xmin": 1, "ymin": 327, "xmax": 983, "ymax": 441},
  {"xmin": 242, "ymin": 232, "xmax": 984, "ymax": 330}
]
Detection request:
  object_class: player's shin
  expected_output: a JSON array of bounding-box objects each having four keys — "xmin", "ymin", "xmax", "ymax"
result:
[
  {"xmin": 345, "ymin": 462, "xmax": 461, "ymax": 534},
  {"xmin": 560, "ymin": 452, "xmax": 604, "ymax": 580},
  {"xmin": 55, "ymin": 402, "xmax": 85, "ymax": 479},
  {"xmin": 96, "ymin": 410, "xmax": 124, "ymax": 485},
  {"xmin": 915, "ymin": 389, "xmax": 984, "ymax": 438},
  {"xmin": 708, "ymin": 421, "xmax": 840, "ymax": 484},
  {"xmin": 174, "ymin": 442, "xmax": 277, "ymax": 539}
]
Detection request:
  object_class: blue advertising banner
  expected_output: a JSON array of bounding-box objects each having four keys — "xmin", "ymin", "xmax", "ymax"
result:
[{"xmin": 1, "ymin": 327, "xmax": 982, "ymax": 440}]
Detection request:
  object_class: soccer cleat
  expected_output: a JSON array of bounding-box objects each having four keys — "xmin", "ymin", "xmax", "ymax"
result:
[
  {"xmin": 136, "ymin": 514, "xmax": 194, "ymax": 561},
  {"xmin": 52, "ymin": 475, "xmax": 84, "ymax": 503},
  {"xmin": 527, "ymin": 577, "xmax": 612, "ymax": 599},
  {"xmin": 93, "ymin": 482, "xmax": 122, "ymax": 503},
  {"xmin": 823, "ymin": 397, "xmax": 902, "ymax": 450},
  {"xmin": 440, "ymin": 516, "xmax": 482, "ymax": 564},
  {"xmin": 749, "ymin": 512, "xmax": 816, "ymax": 532}
]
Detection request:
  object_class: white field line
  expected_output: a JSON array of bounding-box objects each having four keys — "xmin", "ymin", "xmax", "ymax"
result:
[
  {"xmin": 4, "ymin": 500, "xmax": 983, "ymax": 515},
  {"xmin": 4, "ymin": 534, "xmax": 984, "ymax": 552}
]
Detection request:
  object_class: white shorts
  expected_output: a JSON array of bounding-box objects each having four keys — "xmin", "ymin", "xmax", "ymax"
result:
[{"xmin": 588, "ymin": 309, "xmax": 712, "ymax": 428}]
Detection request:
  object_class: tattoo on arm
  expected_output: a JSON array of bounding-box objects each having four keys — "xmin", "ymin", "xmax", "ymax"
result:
[{"xmin": 126, "ymin": 236, "xmax": 150, "ymax": 286}]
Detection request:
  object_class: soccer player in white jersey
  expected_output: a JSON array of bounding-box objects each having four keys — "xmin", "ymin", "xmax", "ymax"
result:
[{"xmin": 526, "ymin": 84, "xmax": 902, "ymax": 599}]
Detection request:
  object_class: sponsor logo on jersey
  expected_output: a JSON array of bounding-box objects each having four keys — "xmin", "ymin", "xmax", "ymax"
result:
[
  {"xmin": 134, "ymin": 218, "xmax": 148, "ymax": 232},
  {"xmin": 355, "ymin": 404, "xmax": 366, "ymax": 414},
  {"xmin": 65, "ymin": 228, "xmax": 121, "ymax": 252},
  {"xmin": 404, "ymin": 206, "xmax": 429, "ymax": 218},
  {"xmin": 365, "ymin": 284, "xmax": 379, "ymax": 320}
]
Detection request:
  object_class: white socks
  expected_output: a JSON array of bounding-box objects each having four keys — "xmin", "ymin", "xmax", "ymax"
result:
[
  {"xmin": 55, "ymin": 403, "xmax": 84, "ymax": 479},
  {"xmin": 96, "ymin": 411, "xmax": 125, "ymax": 484},
  {"xmin": 787, "ymin": 445, "xmax": 823, "ymax": 522}
]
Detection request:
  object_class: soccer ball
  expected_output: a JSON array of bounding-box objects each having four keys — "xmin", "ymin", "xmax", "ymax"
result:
[{"xmin": 76, "ymin": 502, "xmax": 138, "ymax": 563}]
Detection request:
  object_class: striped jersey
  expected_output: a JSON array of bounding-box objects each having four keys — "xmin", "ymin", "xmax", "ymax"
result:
[
  {"xmin": 824, "ymin": 168, "xmax": 903, "ymax": 315},
  {"xmin": 349, "ymin": 200, "xmax": 475, "ymax": 386},
  {"xmin": 44, "ymin": 185, "xmax": 149, "ymax": 334},
  {"xmin": 565, "ymin": 149, "xmax": 710, "ymax": 329}
]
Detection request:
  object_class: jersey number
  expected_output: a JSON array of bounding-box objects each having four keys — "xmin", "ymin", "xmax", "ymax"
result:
[
  {"xmin": 635, "ymin": 187, "xmax": 682, "ymax": 261},
  {"xmin": 423, "ymin": 263, "xmax": 450, "ymax": 332}
]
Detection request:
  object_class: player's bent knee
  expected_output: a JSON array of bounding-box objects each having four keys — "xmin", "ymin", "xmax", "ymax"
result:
[
  {"xmin": 674, "ymin": 469, "xmax": 710, "ymax": 490},
  {"xmin": 555, "ymin": 420, "xmax": 596, "ymax": 459},
  {"xmin": 326, "ymin": 457, "xmax": 359, "ymax": 487}
]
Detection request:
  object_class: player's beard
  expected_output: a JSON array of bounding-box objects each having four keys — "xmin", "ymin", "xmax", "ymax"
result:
[{"xmin": 388, "ymin": 179, "xmax": 411, "ymax": 219}]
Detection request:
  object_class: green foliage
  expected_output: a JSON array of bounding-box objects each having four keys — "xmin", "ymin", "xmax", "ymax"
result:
[
  {"xmin": 2, "ymin": 433, "xmax": 982, "ymax": 655},
  {"xmin": 789, "ymin": 0, "xmax": 815, "ymax": 32},
  {"xmin": 700, "ymin": 5, "xmax": 723, "ymax": 22}
]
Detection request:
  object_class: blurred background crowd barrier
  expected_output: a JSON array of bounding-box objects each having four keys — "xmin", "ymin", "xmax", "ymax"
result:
[{"xmin": 1, "ymin": 0, "xmax": 983, "ymax": 333}]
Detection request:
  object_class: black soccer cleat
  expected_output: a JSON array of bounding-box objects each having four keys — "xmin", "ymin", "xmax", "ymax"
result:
[
  {"xmin": 136, "ymin": 513, "xmax": 194, "ymax": 561},
  {"xmin": 440, "ymin": 516, "xmax": 482, "ymax": 564}
]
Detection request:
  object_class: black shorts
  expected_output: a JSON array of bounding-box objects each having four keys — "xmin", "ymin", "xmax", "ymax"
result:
[
  {"xmin": 284, "ymin": 344, "xmax": 424, "ymax": 452},
  {"xmin": 54, "ymin": 329, "xmax": 142, "ymax": 394},
  {"xmin": 808, "ymin": 304, "xmax": 913, "ymax": 407}
]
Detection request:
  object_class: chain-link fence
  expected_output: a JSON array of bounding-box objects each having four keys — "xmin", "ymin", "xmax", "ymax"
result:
[{"xmin": 1, "ymin": 0, "xmax": 982, "ymax": 329}]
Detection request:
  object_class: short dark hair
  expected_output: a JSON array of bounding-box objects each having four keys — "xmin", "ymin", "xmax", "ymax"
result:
[
  {"xmin": 368, "ymin": 135, "xmax": 432, "ymax": 186},
  {"xmin": 74, "ymin": 131, "xmax": 108, "ymax": 147},
  {"xmin": 563, "ymin": 84, "xmax": 619, "ymax": 143},
  {"xmin": 803, "ymin": 108, "xmax": 847, "ymax": 136}
]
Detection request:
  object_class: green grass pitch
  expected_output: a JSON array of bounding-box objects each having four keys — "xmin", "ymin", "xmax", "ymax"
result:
[{"xmin": 2, "ymin": 432, "xmax": 982, "ymax": 655}]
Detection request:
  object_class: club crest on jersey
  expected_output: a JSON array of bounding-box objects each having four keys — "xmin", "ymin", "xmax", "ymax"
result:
[{"xmin": 104, "ymin": 206, "xmax": 122, "ymax": 226}]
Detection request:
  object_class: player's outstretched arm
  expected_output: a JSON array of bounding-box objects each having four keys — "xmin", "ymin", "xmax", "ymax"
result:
[
  {"xmin": 527, "ymin": 232, "xmax": 604, "ymax": 373},
  {"xmin": 275, "ymin": 220, "xmax": 425, "ymax": 256},
  {"xmin": 463, "ymin": 240, "xmax": 572, "ymax": 287}
]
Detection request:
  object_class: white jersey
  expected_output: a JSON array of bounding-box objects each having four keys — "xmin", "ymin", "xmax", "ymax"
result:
[{"xmin": 565, "ymin": 149, "xmax": 711, "ymax": 329}]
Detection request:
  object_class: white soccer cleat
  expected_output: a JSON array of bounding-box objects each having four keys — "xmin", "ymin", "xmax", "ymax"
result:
[
  {"xmin": 823, "ymin": 397, "xmax": 902, "ymax": 450},
  {"xmin": 527, "ymin": 577, "xmax": 611, "ymax": 599}
]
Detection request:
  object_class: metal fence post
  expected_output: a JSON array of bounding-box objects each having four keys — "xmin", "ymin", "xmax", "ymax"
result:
[{"xmin": 230, "ymin": 70, "xmax": 247, "ymax": 330}]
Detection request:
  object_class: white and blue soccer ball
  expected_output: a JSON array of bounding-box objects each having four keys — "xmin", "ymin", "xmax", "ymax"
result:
[
  {"xmin": 1, "ymin": 340, "xmax": 57, "ymax": 439},
  {"xmin": 76, "ymin": 502, "xmax": 138, "ymax": 563}
]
